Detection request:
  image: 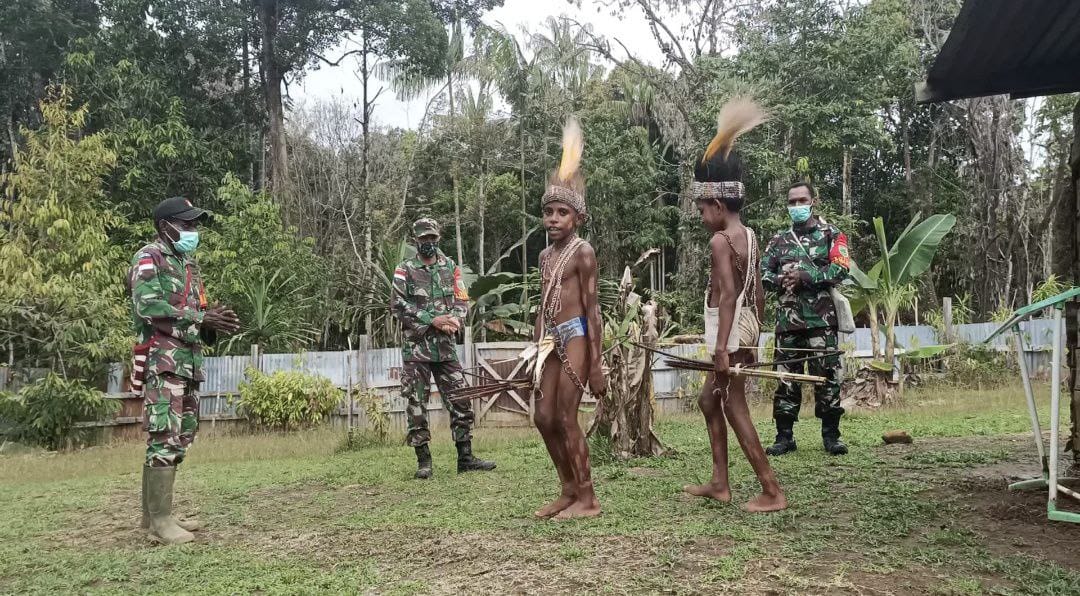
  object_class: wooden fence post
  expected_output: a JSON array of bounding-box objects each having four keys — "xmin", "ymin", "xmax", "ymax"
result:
[
  {"xmin": 943, "ymin": 297, "xmax": 954, "ymax": 343},
  {"xmin": 356, "ymin": 334, "xmax": 370, "ymax": 430}
]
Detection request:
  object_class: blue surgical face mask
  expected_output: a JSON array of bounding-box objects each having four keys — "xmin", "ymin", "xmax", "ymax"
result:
[
  {"xmin": 168, "ymin": 222, "xmax": 200, "ymax": 254},
  {"xmin": 788, "ymin": 205, "xmax": 812, "ymax": 224}
]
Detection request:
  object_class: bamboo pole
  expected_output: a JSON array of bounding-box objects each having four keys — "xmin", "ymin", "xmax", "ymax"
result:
[{"xmin": 664, "ymin": 360, "xmax": 826, "ymax": 385}]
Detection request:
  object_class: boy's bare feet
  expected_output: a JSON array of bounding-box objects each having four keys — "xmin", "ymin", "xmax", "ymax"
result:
[
  {"xmin": 683, "ymin": 482, "xmax": 732, "ymax": 502},
  {"xmin": 742, "ymin": 492, "xmax": 788, "ymax": 513},
  {"xmin": 534, "ymin": 493, "xmax": 575, "ymax": 518},
  {"xmin": 553, "ymin": 497, "xmax": 601, "ymax": 520}
]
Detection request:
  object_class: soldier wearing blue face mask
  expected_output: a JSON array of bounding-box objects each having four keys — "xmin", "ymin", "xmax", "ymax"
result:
[{"xmin": 760, "ymin": 182, "xmax": 851, "ymax": 457}]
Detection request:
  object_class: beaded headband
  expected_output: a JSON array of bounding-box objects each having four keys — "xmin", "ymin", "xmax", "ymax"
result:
[
  {"xmin": 542, "ymin": 185, "xmax": 587, "ymax": 216},
  {"xmin": 691, "ymin": 181, "xmax": 745, "ymax": 201}
]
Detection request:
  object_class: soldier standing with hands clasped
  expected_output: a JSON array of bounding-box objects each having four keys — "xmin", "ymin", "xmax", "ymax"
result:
[
  {"xmin": 761, "ymin": 183, "xmax": 851, "ymax": 457},
  {"xmin": 391, "ymin": 218, "xmax": 496, "ymax": 479},
  {"xmin": 128, "ymin": 197, "xmax": 240, "ymax": 545}
]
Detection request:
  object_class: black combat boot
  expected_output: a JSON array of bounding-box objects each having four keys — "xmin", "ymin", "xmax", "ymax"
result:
[
  {"xmin": 456, "ymin": 440, "xmax": 496, "ymax": 473},
  {"xmin": 414, "ymin": 444, "xmax": 433, "ymax": 479},
  {"xmin": 766, "ymin": 421, "xmax": 797, "ymax": 456},
  {"xmin": 821, "ymin": 415, "xmax": 848, "ymax": 456}
]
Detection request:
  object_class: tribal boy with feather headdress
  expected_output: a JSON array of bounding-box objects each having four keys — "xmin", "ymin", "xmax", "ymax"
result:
[
  {"xmin": 683, "ymin": 97, "xmax": 787, "ymax": 512},
  {"xmin": 521, "ymin": 116, "xmax": 606, "ymax": 519}
]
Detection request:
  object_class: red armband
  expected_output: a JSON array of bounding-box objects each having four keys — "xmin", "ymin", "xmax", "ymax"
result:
[
  {"xmin": 829, "ymin": 233, "xmax": 851, "ymax": 269},
  {"xmin": 453, "ymin": 267, "xmax": 469, "ymax": 300}
]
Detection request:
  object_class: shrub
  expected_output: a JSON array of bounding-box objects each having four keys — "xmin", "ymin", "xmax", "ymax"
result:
[
  {"xmin": 235, "ymin": 368, "xmax": 342, "ymax": 430},
  {"xmin": 0, "ymin": 373, "xmax": 117, "ymax": 450},
  {"xmin": 917, "ymin": 344, "xmax": 1014, "ymax": 390},
  {"xmin": 339, "ymin": 388, "xmax": 394, "ymax": 450}
]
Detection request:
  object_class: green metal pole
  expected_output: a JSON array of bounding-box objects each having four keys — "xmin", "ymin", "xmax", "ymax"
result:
[
  {"xmin": 1046, "ymin": 305, "xmax": 1080, "ymax": 523},
  {"xmin": 1009, "ymin": 327, "xmax": 1049, "ymax": 491}
]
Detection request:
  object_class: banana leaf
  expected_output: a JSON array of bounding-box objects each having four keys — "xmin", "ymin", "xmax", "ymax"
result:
[
  {"xmin": 848, "ymin": 260, "xmax": 881, "ymax": 290},
  {"xmin": 887, "ymin": 214, "xmax": 956, "ymax": 287},
  {"xmin": 868, "ymin": 359, "xmax": 893, "ymax": 372},
  {"xmin": 873, "ymin": 217, "xmax": 893, "ymax": 290},
  {"xmin": 468, "ymin": 272, "xmax": 519, "ymax": 306},
  {"xmin": 898, "ymin": 344, "xmax": 953, "ymax": 360}
]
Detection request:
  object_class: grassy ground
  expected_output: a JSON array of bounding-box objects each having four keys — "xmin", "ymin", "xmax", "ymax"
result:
[{"xmin": 2, "ymin": 383, "xmax": 1080, "ymax": 595}]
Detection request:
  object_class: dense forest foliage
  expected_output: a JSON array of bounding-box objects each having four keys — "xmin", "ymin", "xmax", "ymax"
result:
[{"xmin": 1, "ymin": 0, "xmax": 1075, "ymax": 382}]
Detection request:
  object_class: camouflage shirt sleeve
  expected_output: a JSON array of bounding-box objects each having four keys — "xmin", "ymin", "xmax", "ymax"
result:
[
  {"xmin": 451, "ymin": 264, "xmax": 469, "ymax": 323},
  {"xmin": 130, "ymin": 251, "xmax": 204, "ymax": 344},
  {"xmin": 761, "ymin": 235, "xmax": 783, "ymax": 294},
  {"xmin": 802, "ymin": 228, "xmax": 850, "ymax": 289},
  {"xmin": 390, "ymin": 264, "xmax": 433, "ymax": 334}
]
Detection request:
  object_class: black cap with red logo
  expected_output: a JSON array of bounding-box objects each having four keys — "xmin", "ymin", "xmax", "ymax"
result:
[{"xmin": 153, "ymin": 196, "xmax": 210, "ymax": 223}]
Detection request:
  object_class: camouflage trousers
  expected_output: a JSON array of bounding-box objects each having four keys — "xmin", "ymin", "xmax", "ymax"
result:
[
  {"xmin": 773, "ymin": 328, "xmax": 844, "ymax": 427},
  {"xmin": 143, "ymin": 372, "xmax": 199, "ymax": 467},
  {"xmin": 401, "ymin": 359, "xmax": 474, "ymax": 447}
]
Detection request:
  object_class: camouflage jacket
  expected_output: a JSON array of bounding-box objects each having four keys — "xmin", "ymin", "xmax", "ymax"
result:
[
  {"xmin": 761, "ymin": 217, "xmax": 850, "ymax": 334},
  {"xmin": 128, "ymin": 239, "xmax": 210, "ymax": 380},
  {"xmin": 390, "ymin": 251, "xmax": 469, "ymax": 362}
]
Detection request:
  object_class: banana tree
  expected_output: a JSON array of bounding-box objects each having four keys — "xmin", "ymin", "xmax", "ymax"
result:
[{"xmin": 848, "ymin": 213, "xmax": 956, "ymax": 368}]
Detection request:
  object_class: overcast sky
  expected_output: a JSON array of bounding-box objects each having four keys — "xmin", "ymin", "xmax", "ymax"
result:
[{"xmin": 293, "ymin": 0, "xmax": 667, "ymax": 128}]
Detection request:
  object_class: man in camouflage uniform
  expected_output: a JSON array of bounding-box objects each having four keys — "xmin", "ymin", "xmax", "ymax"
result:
[
  {"xmin": 128, "ymin": 197, "xmax": 239, "ymax": 544},
  {"xmin": 391, "ymin": 218, "xmax": 495, "ymax": 479},
  {"xmin": 761, "ymin": 182, "xmax": 851, "ymax": 456}
]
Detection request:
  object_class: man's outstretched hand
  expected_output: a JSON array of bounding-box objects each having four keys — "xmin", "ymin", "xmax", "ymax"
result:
[{"xmin": 203, "ymin": 305, "xmax": 241, "ymax": 334}]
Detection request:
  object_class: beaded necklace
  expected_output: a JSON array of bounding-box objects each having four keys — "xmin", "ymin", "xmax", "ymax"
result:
[{"xmin": 539, "ymin": 235, "xmax": 588, "ymax": 392}]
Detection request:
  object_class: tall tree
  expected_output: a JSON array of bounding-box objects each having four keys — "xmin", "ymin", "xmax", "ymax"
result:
[{"xmin": 0, "ymin": 0, "xmax": 98, "ymax": 170}]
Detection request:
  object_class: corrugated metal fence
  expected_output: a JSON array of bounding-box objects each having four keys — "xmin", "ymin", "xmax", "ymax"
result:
[{"xmin": 29, "ymin": 317, "xmax": 1063, "ymax": 435}]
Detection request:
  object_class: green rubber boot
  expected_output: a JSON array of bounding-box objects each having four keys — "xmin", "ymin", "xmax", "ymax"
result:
[
  {"xmin": 142, "ymin": 465, "xmax": 201, "ymax": 532},
  {"xmin": 144, "ymin": 466, "xmax": 195, "ymax": 545}
]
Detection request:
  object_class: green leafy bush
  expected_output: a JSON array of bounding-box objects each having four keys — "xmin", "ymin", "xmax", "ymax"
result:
[
  {"xmin": 235, "ymin": 369, "xmax": 342, "ymax": 430},
  {"xmin": 339, "ymin": 389, "xmax": 394, "ymax": 450},
  {"xmin": 934, "ymin": 345, "xmax": 1014, "ymax": 390},
  {"xmin": 1032, "ymin": 274, "xmax": 1070, "ymax": 303},
  {"xmin": 0, "ymin": 373, "xmax": 117, "ymax": 450}
]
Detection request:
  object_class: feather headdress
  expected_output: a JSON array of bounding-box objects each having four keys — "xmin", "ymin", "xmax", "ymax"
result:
[
  {"xmin": 694, "ymin": 97, "xmax": 768, "ymax": 202},
  {"xmin": 543, "ymin": 116, "xmax": 587, "ymax": 215},
  {"xmin": 702, "ymin": 96, "xmax": 769, "ymax": 163}
]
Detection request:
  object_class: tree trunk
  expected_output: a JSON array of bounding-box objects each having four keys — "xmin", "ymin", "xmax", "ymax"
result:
[
  {"xmin": 674, "ymin": 160, "xmax": 704, "ymax": 300},
  {"xmin": 0, "ymin": 32, "xmax": 16, "ymax": 169},
  {"xmin": 448, "ymin": 70, "xmax": 464, "ymax": 268},
  {"xmin": 520, "ymin": 111, "xmax": 528, "ymax": 304},
  {"xmin": 242, "ymin": 23, "xmax": 254, "ymax": 189},
  {"xmin": 1053, "ymin": 98, "xmax": 1080, "ymax": 463},
  {"xmin": 884, "ymin": 307, "xmax": 897, "ymax": 368},
  {"xmin": 258, "ymin": 0, "xmax": 288, "ymax": 194},
  {"xmin": 360, "ymin": 41, "xmax": 374, "ymax": 336},
  {"xmin": 902, "ymin": 106, "xmax": 912, "ymax": 186},
  {"xmin": 842, "ymin": 148, "xmax": 852, "ymax": 216},
  {"xmin": 868, "ymin": 300, "xmax": 881, "ymax": 360},
  {"xmin": 478, "ymin": 160, "xmax": 486, "ymax": 275}
]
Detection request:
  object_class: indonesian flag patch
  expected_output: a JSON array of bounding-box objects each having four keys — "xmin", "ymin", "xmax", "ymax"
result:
[
  {"xmin": 829, "ymin": 233, "xmax": 851, "ymax": 269},
  {"xmin": 136, "ymin": 256, "xmax": 155, "ymax": 274}
]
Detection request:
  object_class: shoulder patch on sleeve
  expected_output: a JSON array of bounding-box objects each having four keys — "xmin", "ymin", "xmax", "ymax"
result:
[
  {"xmin": 829, "ymin": 232, "xmax": 850, "ymax": 268},
  {"xmin": 453, "ymin": 267, "xmax": 469, "ymax": 301}
]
